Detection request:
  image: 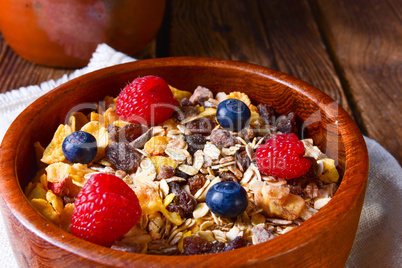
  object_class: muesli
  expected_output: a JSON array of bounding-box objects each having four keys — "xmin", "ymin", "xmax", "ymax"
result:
[{"xmin": 25, "ymin": 75, "xmax": 340, "ymax": 255}]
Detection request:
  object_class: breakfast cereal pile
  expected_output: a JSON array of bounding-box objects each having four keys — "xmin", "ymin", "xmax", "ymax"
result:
[{"xmin": 25, "ymin": 76, "xmax": 340, "ymax": 255}]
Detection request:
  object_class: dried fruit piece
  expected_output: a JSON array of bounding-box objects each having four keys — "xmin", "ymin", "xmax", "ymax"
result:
[
  {"xmin": 235, "ymin": 150, "xmax": 251, "ymax": 172},
  {"xmin": 105, "ymin": 142, "xmax": 141, "ymax": 173},
  {"xmin": 166, "ymin": 182, "xmax": 196, "ymax": 218},
  {"xmin": 209, "ymin": 129, "xmax": 237, "ymax": 148},
  {"xmin": 189, "ymin": 86, "xmax": 213, "ymax": 105},
  {"xmin": 317, "ymin": 158, "xmax": 339, "ymax": 183},
  {"xmin": 257, "ymin": 103, "xmax": 276, "ymax": 125},
  {"xmin": 149, "ymin": 156, "xmax": 178, "ymax": 174},
  {"xmin": 185, "ymin": 134, "xmax": 206, "ymax": 155},
  {"xmin": 223, "ymin": 236, "xmax": 248, "ymax": 252},
  {"xmin": 254, "ymin": 183, "xmax": 305, "ymax": 220},
  {"xmin": 185, "ymin": 117, "xmax": 215, "ymax": 135},
  {"xmin": 182, "ymin": 236, "xmax": 225, "ymax": 255},
  {"xmin": 107, "ymin": 123, "xmax": 146, "ymax": 143},
  {"xmin": 188, "ymin": 174, "xmax": 207, "ymax": 195},
  {"xmin": 156, "ymin": 165, "xmax": 175, "ymax": 181},
  {"xmin": 275, "ymin": 112, "xmax": 297, "ymax": 134}
]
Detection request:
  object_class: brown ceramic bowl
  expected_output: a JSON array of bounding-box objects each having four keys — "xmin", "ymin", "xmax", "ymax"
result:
[{"xmin": 0, "ymin": 57, "xmax": 368, "ymax": 267}]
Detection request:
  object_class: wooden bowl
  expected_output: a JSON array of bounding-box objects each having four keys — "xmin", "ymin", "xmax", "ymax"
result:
[
  {"xmin": 0, "ymin": 57, "xmax": 368, "ymax": 267},
  {"xmin": 0, "ymin": 0, "xmax": 166, "ymax": 68}
]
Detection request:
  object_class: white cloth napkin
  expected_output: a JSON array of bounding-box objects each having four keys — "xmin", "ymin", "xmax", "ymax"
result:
[{"xmin": 0, "ymin": 44, "xmax": 400, "ymax": 268}]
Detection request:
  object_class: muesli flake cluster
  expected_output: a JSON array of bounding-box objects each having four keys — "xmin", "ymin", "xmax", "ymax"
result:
[{"xmin": 25, "ymin": 80, "xmax": 339, "ymax": 255}]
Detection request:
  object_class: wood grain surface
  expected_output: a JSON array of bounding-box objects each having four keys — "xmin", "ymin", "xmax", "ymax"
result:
[
  {"xmin": 311, "ymin": 0, "xmax": 402, "ymax": 162},
  {"xmin": 0, "ymin": 0, "xmax": 400, "ymax": 161}
]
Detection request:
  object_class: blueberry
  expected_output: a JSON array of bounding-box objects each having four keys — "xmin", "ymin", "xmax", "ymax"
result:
[
  {"xmin": 62, "ymin": 131, "xmax": 97, "ymax": 164},
  {"xmin": 205, "ymin": 181, "xmax": 248, "ymax": 218},
  {"xmin": 216, "ymin": 98, "xmax": 251, "ymax": 132}
]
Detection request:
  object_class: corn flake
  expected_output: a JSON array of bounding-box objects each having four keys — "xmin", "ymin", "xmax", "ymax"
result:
[
  {"xmin": 134, "ymin": 183, "xmax": 182, "ymax": 226},
  {"xmin": 144, "ymin": 136, "xmax": 172, "ymax": 156},
  {"xmin": 41, "ymin": 124, "xmax": 72, "ymax": 164},
  {"xmin": 34, "ymin": 142, "xmax": 46, "ymax": 169},
  {"xmin": 60, "ymin": 203, "xmax": 74, "ymax": 232},
  {"xmin": 46, "ymin": 190, "xmax": 64, "ymax": 215},
  {"xmin": 46, "ymin": 162, "xmax": 71, "ymax": 183},
  {"xmin": 104, "ymin": 107, "xmax": 118, "ymax": 127},
  {"xmin": 161, "ymin": 118, "xmax": 178, "ymax": 132},
  {"xmin": 69, "ymin": 112, "xmax": 89, "ymax": 131},
  {"xmin": 169, "ymin": 85, "xmax": 192, "ymax": 102},
  {"xmin": 318, "ymin": 158, "xmax": 339, "ymax": 183},
  {"xmin": 27, "ymin": 184, "xmax": 47, "ymax": 201},
  {"xmin": 149, "ymin": 156, "xmax": 178, "ymax": 174},
  {"xmin": 30, "ymin": 198, "xmax": 60, "ymax": 225},
  {"xmin": 226, "ymin": 92, "xmax": 258, "ymax": 112},
  {"xmin": 80, "ymin": 121, "xmax": 109, "ymax": 162}
]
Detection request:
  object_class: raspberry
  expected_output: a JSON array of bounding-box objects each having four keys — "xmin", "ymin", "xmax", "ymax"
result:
[
  {"xmin": 71, "ymin": 173, "xmax": 142, "ymax": 246},
  {"xmin": 255, "ymin": 133, "xmax": 311, "ymax": 179},
  {"xmin": 116, "ymin": 75, "xmax": 178, "ymax": 125}
]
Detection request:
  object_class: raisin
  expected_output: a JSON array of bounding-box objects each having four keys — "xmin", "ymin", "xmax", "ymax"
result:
[
  {"xmin": 62, "ymin": 196, "xmax": 75, "ymax": 206},
  {"xmin": 189, "ymin": 86, "xmax": 213, "ymax": 106},
  {"xmin": 182, "ymin": 236, "xmax": 214, "ymax": 255},
  {"xmin": 251, "ymin": 225, "xmax": 274, "ymax": 244},
  {"xmin": 166, "ymin": 182, "xmax": 196, "ymax": 218},
  {"xmin": 219, "ymin": 171, "xmax": 238, "ymax": 183},
  {"xmin": 238, "ymin": 126, "xmax": 255, "ymax": 141},
  {"xmin": 286, "ymin": 185, "xmax": 305, "ymax": 197},
  {"xmin": 211, "ymin": 241, "xmax": 226, "ymax": 253},
  {"xmin": 235, "ymin": 150, "xmax": 251, "ymax": 172},
  {"xmin": 119, "ymin": 123, "xmax": 147, "ymax": 142},
  {"xmin": 107, "ymin": 124, "xmax": 119, "ymax": 142},
  {"xmin": 107, "ymin": 123, "xmax": 146, "ymax": 142},
  {"xmin": 188, "ymin": 174, "xmax": 206, "ymax": 195},
  {"xmin": 185, "ymin": 117, "xmax": 215, "ymax": 135},
  {"xmin": 180, "ymin": 97, "xmax": 193, "ymax": 107},
  {"xmin": 209, "ymin": 129, "xmax": 237, "ymax": 148},
  {"xmin": 175, "ymin": 168, "xmax": 190, "ymax": 180},
  {"xmin": 174, "ymin": 106, "xmax": 199, "ymax": 121},
  {"xmin": 258, "ymin": 103, "xmax": 276, "ymax": 125},
  {"xmin": 275, "ymin": 112, "xmax": 297, "ymax": 134},
  {"xmin": 185, "ymin": 134, "xmax": 206, "ymax": 155},
  {"xmin": 289, "ymin": 157, "xmax": 319, "ymax": 188},
  {"xmin": 156, "ymin": 165, "xmax": 175, "ymax": 181},
  {"xmin": 223, "ymin": 236, "xmax": 248, "ymax": 252},
  {"xmin": 105, "ymin": 142, "xmax": 141, "ymax": 173},
  {"xmin": 111, "ymin": 241, "xmax": 141, "ymax": 253}
]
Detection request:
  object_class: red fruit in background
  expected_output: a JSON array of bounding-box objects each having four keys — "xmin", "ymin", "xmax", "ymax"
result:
[
  {"xmin": 71, "ymin": 173, "xmax": 142, "ymax": 247},
  {"xmin": 116, "ymin": 75, "xmax": 178, "ymax": 125},
  {"xmin": 255, "ymin": 133, "xmax": 311, "ymax": 179}
]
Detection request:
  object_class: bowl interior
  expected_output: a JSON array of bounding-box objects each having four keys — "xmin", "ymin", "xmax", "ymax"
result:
[{"xmin": 1, "ymin": 57, "xmax": 367, "ymax": 266}]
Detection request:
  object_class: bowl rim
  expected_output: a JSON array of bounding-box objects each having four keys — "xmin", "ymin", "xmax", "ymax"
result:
[{"xmin": 0, "ymin": 57, "xmax": 369, "ymax": 266}]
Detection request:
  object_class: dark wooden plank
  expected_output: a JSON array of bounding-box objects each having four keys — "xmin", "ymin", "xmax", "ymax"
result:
[
  {"xmin": 166, "ymin": 0, "xmax": 351, "ymax": 113},
  {"xmin": 311, "ymin": 0, "xmax": 402, "ymax": 163},
  {"xmin": 0, "ymin": 35, "xmax": 73, "ymax": 93}
]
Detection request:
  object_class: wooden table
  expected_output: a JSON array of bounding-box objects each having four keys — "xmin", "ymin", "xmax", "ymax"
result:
[{"xmin": 0, "ymin": 0, "xmax": 400, "ymax": 163}]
